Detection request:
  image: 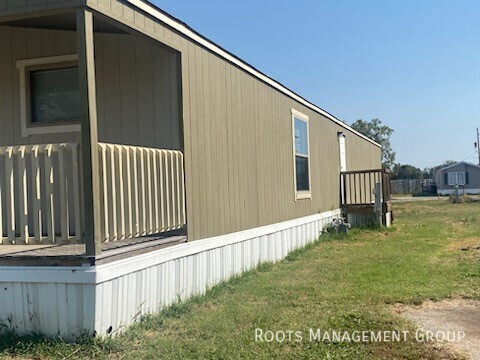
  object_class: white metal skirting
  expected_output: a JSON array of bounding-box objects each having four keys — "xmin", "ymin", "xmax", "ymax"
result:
[
  {"xmin": 437, "ymin": 188, "xmax": 480, "ymax": 195},
  {"xmin": 0, "ymin": 209, "xmax": 340, "ymax": 338}
]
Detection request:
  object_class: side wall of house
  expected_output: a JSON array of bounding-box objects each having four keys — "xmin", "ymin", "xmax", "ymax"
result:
[
  {"xmin": 87, "ymin": 0, "xmax": 382, "ymax": 241},
  {"xmin": 0, "ymin": 26, "xmax": 181, "ymax": 149}
]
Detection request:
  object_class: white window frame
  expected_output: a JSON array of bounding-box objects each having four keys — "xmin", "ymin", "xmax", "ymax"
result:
[
  {"xmin": 448, "ymin": 172, "xmax": 465, "ymax": 185},
  {"xmin": 17, "ymin": 54, "xmax": 81, "ymax": 137},
  {"xmin": 292, "ymin": 109, "xmax": 312, "ymax": 200}
]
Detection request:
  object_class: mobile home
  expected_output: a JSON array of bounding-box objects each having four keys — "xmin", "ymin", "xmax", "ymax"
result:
[
  {"xmin": 435, "ymin": 161, "xmax": 480, "ymax": 195},
  {"xmin": 0, "ymin": 0, "xmax": 383, "ymax": 337}
]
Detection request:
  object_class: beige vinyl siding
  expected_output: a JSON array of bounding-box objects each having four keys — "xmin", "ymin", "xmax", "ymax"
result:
[
  {"xmin": 0, "ymin": 0, "xmax": 81, "ymax": 10},
  {"xmin": 0, "ymin": 0, "xmax": 84, "ymax": 20},
  {"xmin": 86, "ymin": 0, "xmax": 381, "ymax": 240},
  {"xmin": 0, "ymin": 26, "xmax": 80, "ymax": 146},
  {"xmin": 1, "ymin": 1, "xmax": 382, "ymax": 241},
  {"xmin": 0, "ymin": 26, "xmax": 181, "ymax": 150}
]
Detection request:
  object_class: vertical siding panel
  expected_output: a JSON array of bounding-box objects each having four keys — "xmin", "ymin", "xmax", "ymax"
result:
[
  {"xmin": 239, "ymin": 70, "xmax": 248, "ymax": 230},
  {"xmin": 224, "ymin": 63, "xmax": 237, "ymax": 233},
  {"xmin": 169, "ymin": 53, "xmax": 180, "ymax": 149},
  {"xmin": 101, "ymin": 34, "xmax": 122, "ymax": 143},
  {"xmin": 254, "ymin": 81, "xmax": 262, "ymax": 226},
  {"xmin": 246, "ymin": 76, "xmax": 257, "ymax": 228},
  {"xmin": 277, "ymin": 93, "xmax": 286, "ymax": 222},
  {"xmin": 202, "ymin": 51, "xmax": 214, "ymax": 237},
  {"xmin": 25, "ymin": 28, "xmax": 43, "ymax": 145},
  {"xmin": 193, "ymin": 45, "xmax": 205, "ymax": 239},
  {"xmin": 117, "ymin": 34, "xmax": 138, "ymax": 145},
  {"xmin": 231, "ymin": 68, "xmax": 241, "ymax": 232},
  {"xmin": 0, "ymin": 27, "xmax": 14, "ymax": 147},
  {"xmin": 217, "ymin": 57, "xmax": 229, "ymax": 235},
  {"xmin": 11, "ymin": 28, "xmax": 26, "ymax": 145},
  {"xmin": 211, "ymin": 56, "xmax": 223, "ymax": 235},
  {"xmin": 152, "ymin": 46, "xmax": 171, "ymax": 148},
  {"xmin": 135, "ymin": 39, "xmax": 155, "ymax": 147},
  {"xmin": 94, "ymin": 34, "xmax": 106, "ymax": 143}
]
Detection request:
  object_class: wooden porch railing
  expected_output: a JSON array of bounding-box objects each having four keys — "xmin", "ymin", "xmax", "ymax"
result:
[
  {"xmin": 341, "ymin": 168, "xmax": 391, "ymax": 206},
  {"xmin": 0, "ymin": 143, "xmax": 82, "ymax": 244},
  {"xmin": 340, "ymin": 168, "xmax": 392, "ymax": 225},
  {"xmin": 0, "ymin": 142, "xmax": 186, "ymax": 245},
  {"xmin": 98, "ymin": 144, "xmax": 186, "ymax": 242}
]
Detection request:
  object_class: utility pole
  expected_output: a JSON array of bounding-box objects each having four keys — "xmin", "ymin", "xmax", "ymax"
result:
[{"xmin": 477, "ymin": 127, "xmax": 480, "ymax": 166}]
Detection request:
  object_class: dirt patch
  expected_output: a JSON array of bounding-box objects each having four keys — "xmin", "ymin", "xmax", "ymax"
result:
[
  {"xmin": 395, "ymin": 299, "xmax": 480, "ymax": 359},
  {"xmin": 446, "ymin": 237, "xmax": 480, "ymax": 252},
  {"xmin": 445, "ymin": 237, "xmax": 480, "ymax": 261}
]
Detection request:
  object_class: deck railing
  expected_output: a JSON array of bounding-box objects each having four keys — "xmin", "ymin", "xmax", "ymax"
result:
[
  {"xmin": 0, "ymin": 142, "xmax": 186, "ymax": 245},
  {"xmin": 98, "ymin": 144, "xmax": 186, "ymax": 242},
  {"xmin": 0, "ymin": 143, "xmax": 82, "ymax": 244},
  {"xmin": 341, "ymin": 168, "xmax": 385, "ymax": 206}
]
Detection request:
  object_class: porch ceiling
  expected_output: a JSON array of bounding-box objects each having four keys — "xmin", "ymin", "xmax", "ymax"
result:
[{"xmin": 1, "ymin": 12, "xmax": 126, "ymax": 34}]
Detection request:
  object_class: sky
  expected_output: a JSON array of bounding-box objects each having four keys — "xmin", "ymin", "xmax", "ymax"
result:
[{"xmin": 152, "ymin": 0, "xmax": 480, "ymax": 169}]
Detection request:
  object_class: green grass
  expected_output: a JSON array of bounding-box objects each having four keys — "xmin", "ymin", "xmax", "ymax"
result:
[{"xmin": 1, "ymin": 200, "xmax": 479, "ymax": 359}]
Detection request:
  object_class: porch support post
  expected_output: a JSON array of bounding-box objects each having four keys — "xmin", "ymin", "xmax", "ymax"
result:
[{"xmin": 77, "ymin": 9, "xmax": 102, "ymax": 256}]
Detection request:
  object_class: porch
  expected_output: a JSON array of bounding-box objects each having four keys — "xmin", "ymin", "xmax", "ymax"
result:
[
  {"xmin": 0, "ymin": 142, "xmax": 187, "ymax": 265},
  {"xmin": 0, "ymin": 7, "xmax": 186, "ymax": 264},
  {"xmin": 340, "ymin": 168, "xmax": 393, "ymax": 226}
]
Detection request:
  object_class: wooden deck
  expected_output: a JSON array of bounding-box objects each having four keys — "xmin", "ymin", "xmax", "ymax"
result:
[
  {"xmin": 340, "ymin": 168, "xmax": 393, "ymax": 226},
  {"xmin": 0, "ymin": 234, "xmax": 187, "ymax": 266}
]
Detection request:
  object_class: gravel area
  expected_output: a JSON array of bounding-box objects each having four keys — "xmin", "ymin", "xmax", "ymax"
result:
[{"xmin": 396, "ymin": 299, "xmax": 480, "ymax": 359}]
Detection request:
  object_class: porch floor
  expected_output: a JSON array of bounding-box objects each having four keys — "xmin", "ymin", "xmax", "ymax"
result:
[{"xmin": 0, "ymin": 234, "xmax": 187, "ymax": 267}]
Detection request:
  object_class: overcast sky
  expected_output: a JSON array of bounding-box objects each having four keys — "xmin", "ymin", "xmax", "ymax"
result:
[{"xmin": 153, "ymin": 0, "xmax": 480, "ymax": 168}]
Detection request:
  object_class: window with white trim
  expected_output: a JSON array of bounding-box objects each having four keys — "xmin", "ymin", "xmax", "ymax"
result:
[
  {"xmin": 448, "ymin": 172, "xmax": 465, "ymax": 185},
  {"xmin": 17, "ymin": 54, "xmax": 81, "ymax": 137},
  {"xmin": 292, "ymin": 109, "xmax": 311, "ymax": 199},
  {"xmin": 30, "ymin": 67, "xmax": 80, "ymax": 124}
]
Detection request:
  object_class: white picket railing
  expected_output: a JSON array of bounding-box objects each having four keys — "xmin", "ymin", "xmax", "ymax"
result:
[
  {"xmin": 0, "ymin": 143, "xmax": 82, "ymax": 244},
  {"xmin": 0, "ymin": 142, "xmax": 186, "ymax": 245},
  {"xmin": 98, "ymin": 143, "xmax": 186, "ymax": 242}
]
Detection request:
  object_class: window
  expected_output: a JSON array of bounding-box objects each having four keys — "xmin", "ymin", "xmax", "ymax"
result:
[
  {"xmin": 448, "ymin": 172, "xmax": 465, "ymax": 185},
  {"xmin": 292, "ymin": 109, "xmax": 311, "ymax": 200},
  {"xmin": 17, "ymin": 54, "xmax": 81, "ymax": 137},
  {"xmin": 30, "ymin": 67, "xmax": 80, "ymax": 124}
]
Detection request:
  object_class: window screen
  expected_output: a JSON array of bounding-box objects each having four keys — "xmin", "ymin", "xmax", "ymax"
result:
[
  {"xmin": 294, "ymin": 117, "xmax": 310, "ymax": 192},
  {"xmin": 30, "ymin": 67, "xmax": 80, "ymax": 124}
]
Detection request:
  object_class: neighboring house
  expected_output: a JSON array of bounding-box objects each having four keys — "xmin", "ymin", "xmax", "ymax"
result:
[
  {"xmin": 0, "ymin": 0, "xmax": 383, "ymax": 337},
  {"xmin": 435, "ymin": 161, "xmax": 480, "ymax": 195}
]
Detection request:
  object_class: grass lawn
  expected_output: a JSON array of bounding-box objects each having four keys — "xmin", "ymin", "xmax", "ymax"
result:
[{"xmin": 1, "ymin": 200, "xmax": 479, "ymax": 359}]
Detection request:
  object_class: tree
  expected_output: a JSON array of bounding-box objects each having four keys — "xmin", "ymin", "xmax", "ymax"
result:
[
  {"xmin": 350, "ymin": 119, "xmax": 395, "ymax": 169},
  {"xmin": 422, "ymin": 160, "xmax": 456, "ymax": 179},
  {"xmin": 392, "ymin": 164, "xmax": 423, "ymax": 180}
]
